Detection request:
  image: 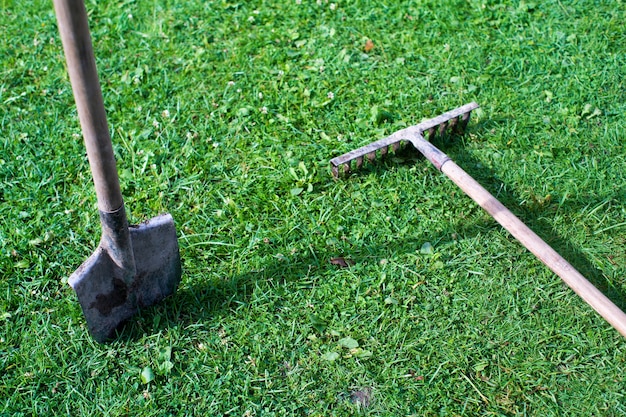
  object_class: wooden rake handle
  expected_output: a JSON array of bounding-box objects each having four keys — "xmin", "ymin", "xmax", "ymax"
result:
[{"xmin": 413, "ymin": 135, "xmax": 626, "ymax": 337}]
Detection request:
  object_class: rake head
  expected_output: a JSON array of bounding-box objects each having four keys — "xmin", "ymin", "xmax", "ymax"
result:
[{"xmin": 330, "ymin": 102, "xmax": 479, "ymax": 177}]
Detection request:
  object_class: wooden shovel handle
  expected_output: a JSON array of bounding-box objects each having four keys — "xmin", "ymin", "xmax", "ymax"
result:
[
  {"xmin": 54, "ymin": 0, "xmax": 123, "ymax": 213},
  {"xmin": 440, "ymin": 158, "xmax": 626, "ymax": 337}
]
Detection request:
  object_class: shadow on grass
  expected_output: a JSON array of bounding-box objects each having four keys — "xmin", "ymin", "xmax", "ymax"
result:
[
  {"xmin": 115, "ymin": 251, "xmax": 325, "ymax": 342},
  {"xmin": 431, "ymin": 123, "xmax": 626, "ymax": 310},
  {"xmin": 115, "ymin": 123, "xmax": 625, "ymax": 341},
  {"xmin": 320, "ymin": 120, "xmax": 626, "ymax": 313}
]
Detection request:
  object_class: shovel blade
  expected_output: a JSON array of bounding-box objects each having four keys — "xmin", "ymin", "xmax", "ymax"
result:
[{"xmin": 69, "ymin": 213, "xmax": 181, "ymax": 342}]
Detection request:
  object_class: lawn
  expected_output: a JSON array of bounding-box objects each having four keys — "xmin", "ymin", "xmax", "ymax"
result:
[{"xmin": 1, "ymin": 0, "xmax": 625, "ymax": 415}]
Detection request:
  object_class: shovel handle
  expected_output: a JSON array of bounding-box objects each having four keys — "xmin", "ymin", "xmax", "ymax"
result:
[
  {"xmin": 54, "ymin": 0, "xmax": 123, "ymax": 213},
  {"xmin": 429, "ymin": 148, "xmax": 626, "ymax": 337}
]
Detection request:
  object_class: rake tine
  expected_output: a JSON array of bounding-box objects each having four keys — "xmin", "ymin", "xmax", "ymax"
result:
[
  {"xmin": 438, "ymin": 121, "xmax": 448, "ymax": 136},
  {"xmin": 459, "ymin": 111, "xmax": 472, "ymax": 131},
  {"xmin": 449, "ymin": 116, "xmax": 459, "ymax": 134},
  {"xmin": 343, "ymin": 163, "xmax": 350, "ymax": 175},
  {"xmin": 329, "ymin": 103, "xmax": 479, "ymax": 178}
]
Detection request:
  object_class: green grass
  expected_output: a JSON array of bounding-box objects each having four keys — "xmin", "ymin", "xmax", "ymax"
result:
[{"xmin": 1, "ymin": 0, "xmax": 626, "ymax": 415}]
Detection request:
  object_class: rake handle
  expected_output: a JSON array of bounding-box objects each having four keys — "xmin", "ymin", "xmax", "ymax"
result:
[
  {"xmin": 437, "ymin": 154, "xmax": 626, "ymax": 337},
  {"xmin": 54, "ymin": 0, "xmax": 123, "ymax": 213}
]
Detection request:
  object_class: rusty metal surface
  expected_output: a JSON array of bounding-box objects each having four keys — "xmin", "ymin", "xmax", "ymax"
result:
[
  {"xmin": 330, "ymin": 102, "xmax": 479, "ymax": 176},
  {"xmin": 69, "ymin": 213, "xmax": 181, "ymax": 342}
]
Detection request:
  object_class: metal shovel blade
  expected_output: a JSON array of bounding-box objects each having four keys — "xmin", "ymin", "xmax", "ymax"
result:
[{"xmin": 68, "ymin": 213, "xmax": 181, "ymax": 342}]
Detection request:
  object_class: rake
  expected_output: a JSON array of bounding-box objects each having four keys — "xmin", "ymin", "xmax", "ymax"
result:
[{"xmin": 330, "ymin": 102, "xmax": 626, "ymax": 338}]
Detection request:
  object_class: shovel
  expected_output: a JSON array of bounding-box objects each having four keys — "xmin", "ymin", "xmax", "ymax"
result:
[{"xmin": 54, "ymin": 0, "xmax": 182, "ymax": 342}]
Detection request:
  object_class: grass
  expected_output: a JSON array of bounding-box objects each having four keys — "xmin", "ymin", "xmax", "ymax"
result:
[{"xmin": 1, "ymin": 0, "xmax": 625, "ymax": 415}]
